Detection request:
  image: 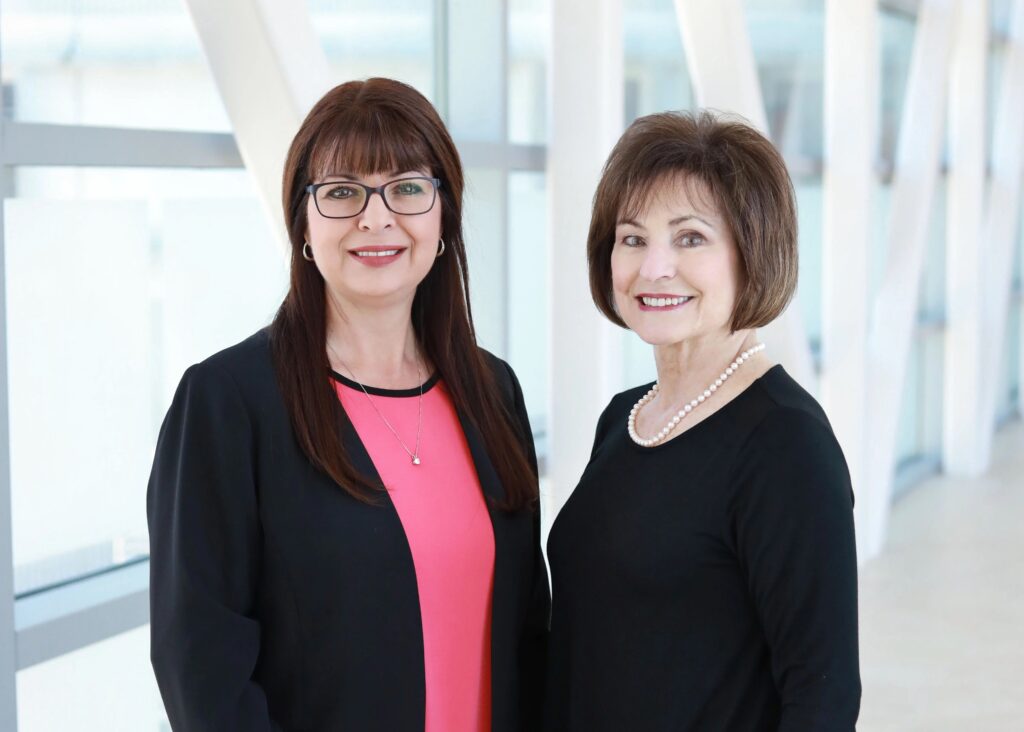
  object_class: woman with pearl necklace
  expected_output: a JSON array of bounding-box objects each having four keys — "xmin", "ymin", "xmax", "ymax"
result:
[{"xmin": 544, "ymin": 110, "xmax": 861, "ymax": 731}]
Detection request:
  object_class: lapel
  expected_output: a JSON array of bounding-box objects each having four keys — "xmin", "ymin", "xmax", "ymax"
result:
[{"xmin": 456, "ymin": 410, "xmax": 506, "ymax": 504}]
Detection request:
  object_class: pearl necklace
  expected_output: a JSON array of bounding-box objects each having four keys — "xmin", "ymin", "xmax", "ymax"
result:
[{"xmin": 627, "ymin": 343, "xmax": 766, "ymax": 447}]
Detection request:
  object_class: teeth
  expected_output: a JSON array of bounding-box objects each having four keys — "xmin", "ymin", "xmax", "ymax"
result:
[
  {"xmin": 641, "ymin": 296, "xmax": 691, "ymax": 307},
  {"xmin": 355, "ymin": 249, "xmax": 400, "ymax": 257}
]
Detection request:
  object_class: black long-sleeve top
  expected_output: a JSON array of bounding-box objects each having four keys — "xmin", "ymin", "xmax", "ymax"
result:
[
  {"xmin": 544, "ymin": 365, "xmax": 860, "ymax": 731},
  {"xmin": 147, "ymin": 329, "xmax": 549, "ymax": 731}
]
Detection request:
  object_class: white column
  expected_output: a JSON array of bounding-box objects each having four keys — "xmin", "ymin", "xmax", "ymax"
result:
[
  {"xmin": 861, "ymin": 0, "xmax": 957, "ymax": 561},
  {"xmin": 548, "ymin": 0, "xmax": 624, "ymax": 520},
  {"xmin": 943, "ymin": 0, "xmax": 989, "ymax": 474},
  {"xmin": 673, "ymin": 0, "xmax": 815, "ymax": 390},
  {"xmin": 978, "ymin": 0, "xmax": 1024, "ymax": 457},
  {"xmin": 822, "ymin": 0, "xmax": 877, "ymax": 539},
  {"xmin": 0, "ymin": 56, "xmax": 19, "ymax": 730},
  {"xmin": 183, "ymin": 0, "xmax": 332, "ymax": 241},
  {"xmin": 0, "ymin": 192, "xmax": 17, "ymax": 732}
]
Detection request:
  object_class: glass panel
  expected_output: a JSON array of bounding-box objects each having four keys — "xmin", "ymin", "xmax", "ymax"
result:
[
  {"xmin": 6, "ymin": 167, "xmax": 287, "ymax": 594},
  {"xmin": 918, "ymin": 329, "xmax": 944, "ymax": 458},
  {"xmin": 746, "ymin": 0, "xmax": 825, "ymax": 164},
  {"xmin": 508, "ymin": 171, "xmax": 548, "ymax": 440},
  {"xmin": 463, "ymin": 167, "xmax": 507, "ymax": 356},
  {"xmin": 623, "ymin": 0, "xmax": 693, "ymax": 123},
  {"xmin": 509, "ymin": 0, "xmax": 549, "ymax": 144},
  {"xmin": 310, "ymin": 1, "xmax": 435, "ymax": 103},
  {"xmin": 794, "ymin": 180, "xmax": 824, "ymax": 354},
  {"xmin": 879, "ymin": 8, "xmax": 916, "ymax": 167},
  {"xmin": 17, "ymin": 625, "xmax": 167, "ymax": 732},
  {"xmin": 0, "ymin": 0, "xmax": 231, "ymax": 131},
  {"xmin": 919, "ymin": 177, "xmax": 947, "ymax": 320}
]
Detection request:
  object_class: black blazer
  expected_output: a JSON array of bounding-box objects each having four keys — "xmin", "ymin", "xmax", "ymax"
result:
[{"xmin": 148, "ymin": 329, "xmax": 549, "ymax": 731}]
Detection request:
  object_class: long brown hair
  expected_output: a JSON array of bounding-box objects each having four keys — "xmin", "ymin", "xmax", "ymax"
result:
[{"xmin": 271, "ymin": 78, "xmax": 536, "ymax": 510}]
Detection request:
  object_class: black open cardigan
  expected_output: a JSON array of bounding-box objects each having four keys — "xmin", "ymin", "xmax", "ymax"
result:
[{"xmin": 147, "ymin": 329, "xmax": 549, "ymax": 731}]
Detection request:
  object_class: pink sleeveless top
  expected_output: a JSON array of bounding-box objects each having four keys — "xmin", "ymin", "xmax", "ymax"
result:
[{"xmin": 334, "ymin": 374, "xmax": 495, "ymax": 732}]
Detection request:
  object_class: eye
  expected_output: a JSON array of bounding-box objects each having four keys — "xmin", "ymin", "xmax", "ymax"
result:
[
  {"xmin": 677, "ymin": 232, "xmax": 706, "ymax": 248},
  {"xmin": 324, "ymin": 185, "xmax": 359, "ymax": 200},
  {"xmin": 392, "ymin": 180, "xmax": 425, "ymax": 196},
  {"xmin": 620, "ymin": 234, "xmax": 645, "ymax": 248}
]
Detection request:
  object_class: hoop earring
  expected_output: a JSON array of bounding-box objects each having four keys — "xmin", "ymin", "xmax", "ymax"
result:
[
  {"xmin": 436, "ymin": 239, "xmax": 446, "ymax": 257},
  {"xmin": 302, "ymin": 241, "xmax": 315, "ymax": 261}
]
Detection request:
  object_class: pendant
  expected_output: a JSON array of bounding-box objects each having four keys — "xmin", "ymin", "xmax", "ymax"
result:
[{"xmin": 412, "ymin": 456, "xmax": 421, "ymax": 466}]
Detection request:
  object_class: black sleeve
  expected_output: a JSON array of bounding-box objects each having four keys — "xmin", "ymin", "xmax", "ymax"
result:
[
  {"xmin": 502, "ymin": 359, "xmax": 551, "ymax": 730},
  {"xmin": 147, "ymin": 363, "xmax": 284, "ymax": 732},
  {"xmin": 730, "ymin": 409, "xmax": 861, "ymax": 731}
]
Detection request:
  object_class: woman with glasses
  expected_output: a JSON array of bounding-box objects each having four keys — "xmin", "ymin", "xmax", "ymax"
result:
[
  {"xmin": 148, "ymin": 78, "xmax": 548, "ymax": 732},
  {"xmin": 544, "ymin": 111, "xmax": 860, "ymax": 730}
]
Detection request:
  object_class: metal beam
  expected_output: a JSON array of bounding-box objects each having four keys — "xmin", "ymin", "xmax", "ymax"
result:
[
  {"xmin": 14, "ymin": 562, "xmax": 148, "ymax": 670},
  {"xmin": 0, "ymin": 122, "xmax": 243, "ymax": 169},
  {"xmin": 822, "ymin": 0, "xmax": 877, "ymax": 541},
  {"xmin": 943, "ymin": 0, "xmax": 989, "ymax": 474},
  {"xmin": 673, "ymin": 0, "xmax": 816, "ymax": 390},
  {"xmin": 548, "ymin": 0, "xmax": 624, "ymax": 523},
  {"xmin": 862, "ymin": 0, "xmax": 957, "ymax": 560},
  {"xmin": 458, "ymin": 141, "xmax": 546, "ymax": 171}
]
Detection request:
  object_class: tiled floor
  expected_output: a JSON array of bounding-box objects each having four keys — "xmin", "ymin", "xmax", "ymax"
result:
[{"xmin": 858, "ymin": 419, "xmax": 1024, "ymax": 731}]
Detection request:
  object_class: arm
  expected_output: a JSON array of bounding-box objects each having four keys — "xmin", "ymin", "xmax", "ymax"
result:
[
  {"xmin": 502, "ymin": 360, "xmax": 551, "ymax": 729},
  {"xmin": 147, "ymin": 363, "xmax": 284, "ymax": 732},
  {"xmin": 730, "ymin": 409, "xmax": 861, "ymax": 731}
]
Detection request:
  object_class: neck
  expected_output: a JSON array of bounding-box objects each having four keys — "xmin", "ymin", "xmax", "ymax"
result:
[
  {"xmin": 652, "ymin": 329, "xmax": 760, "ymax": 406},
  {"xmin": 324, "ymin": 288, "xmax": 424, "ymax": 386}
]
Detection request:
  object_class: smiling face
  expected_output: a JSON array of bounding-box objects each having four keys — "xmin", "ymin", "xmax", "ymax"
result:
[
  {"xmin": 610, "ymin": 176, "xmax": 745, "ymax": 347},
  {"xmin": 304, "ymin": 169, "xmax": 442, "ymax": 309}
]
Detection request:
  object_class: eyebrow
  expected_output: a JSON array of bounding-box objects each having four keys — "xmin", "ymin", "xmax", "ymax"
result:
[{"xmin": 616, "ymin": 214, "xmax": 715, "ymax": 229}]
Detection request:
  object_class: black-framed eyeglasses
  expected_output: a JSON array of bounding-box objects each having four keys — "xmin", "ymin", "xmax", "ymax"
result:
[{"xmin": 305, "ymin": 177, "xmax": 442, "ymax": 219}]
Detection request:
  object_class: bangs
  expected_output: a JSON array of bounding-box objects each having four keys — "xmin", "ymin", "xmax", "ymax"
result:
[
  {"xmin": 616, "ymin": 166, "xmax": 722, "ymax": 225},
  {"xmin": 308, "ymin": 106, "xmax": 435, "ymax": 181}
]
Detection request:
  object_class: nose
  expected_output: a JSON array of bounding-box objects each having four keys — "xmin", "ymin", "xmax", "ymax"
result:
[
  {"xmin": 638, "ymin": 242, "xmax": 676, "ymax": 282},
  {"xmin": 357, "ymin": 190, "xmax": 395, "ymax": 231}
]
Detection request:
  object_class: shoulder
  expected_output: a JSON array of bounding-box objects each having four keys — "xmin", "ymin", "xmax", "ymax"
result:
[
  {"xmin": 173, "ymin": 328, "xmax": 277, "ymax": 415},
  {"xmin": 740, "ymin": 366, "xmax": 840, "ymax": 457},
  {"xmin": 477, "ymin": 347, "xmax": 520, "ymax": 402},
  {"xmin": 591, "ymin": 382, "xmax": 654, "ymax": 444},
  {"xmin": 730, "ymin": 373, "xmax": 853, "ymax": 506}
]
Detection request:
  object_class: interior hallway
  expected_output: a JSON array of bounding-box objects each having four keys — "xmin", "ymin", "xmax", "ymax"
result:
[{"xmin": 858, "ymin": 419, "xmax": 1024, "ymax": 731}]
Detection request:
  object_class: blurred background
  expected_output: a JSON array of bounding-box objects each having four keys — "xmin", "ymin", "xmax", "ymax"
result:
[{"xmin": 0, "ymin": 0, "xmax": 1020, "ymax": 729}]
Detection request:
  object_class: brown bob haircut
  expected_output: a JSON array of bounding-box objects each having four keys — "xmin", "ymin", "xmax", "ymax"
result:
[
  {"xmin": 588, "ymin": 110, "xmax": 798, "ymax": 332},
  {"xmin": 271, "ymin": 78, "xmax": 536, "ymax": 510}
]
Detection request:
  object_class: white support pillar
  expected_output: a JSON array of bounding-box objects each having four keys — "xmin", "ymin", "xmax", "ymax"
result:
[
  {"xmin": 861, "ymin": 0, "xmax": 957, "ymax": 561},
  {"xmin": 548, "ymin": 0, "xmax": 624, "ymax": 520},
  {"xmin": 0, "ymin": 59, "xmax": 20, "ymax": 732},
  {"xmin": 673, "ymin": 0, "xmax": 816, "ymax": 390},
  {"xmin": 978, "ymin": 0, "xmax": 1024, "ymax": 457},
  {"xmin": 822, "ymin": 0, "xmax": 877, "ymax": 535},
  {"xmin": 943, "ymin": 0, "xmax": 989, "ymax": 474},
  {"xmin": 183, "ymin": 0, "xmax": 332, "ymax": 241}
]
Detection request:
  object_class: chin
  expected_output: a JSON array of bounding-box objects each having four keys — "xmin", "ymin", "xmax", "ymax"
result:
[{"xmin": 627, "ymin": 323, "xmax": 693, "ymax": 347}]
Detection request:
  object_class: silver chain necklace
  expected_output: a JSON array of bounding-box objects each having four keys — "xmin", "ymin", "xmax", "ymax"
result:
[{"xmin": 327, "ymin": 339, "xmax": 424, "ymax": 466}]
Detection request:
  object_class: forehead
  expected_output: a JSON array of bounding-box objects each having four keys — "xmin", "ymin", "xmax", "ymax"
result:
[{"xmin": 618, "ymin": 173, "xmax": 722, "ymax": 225}]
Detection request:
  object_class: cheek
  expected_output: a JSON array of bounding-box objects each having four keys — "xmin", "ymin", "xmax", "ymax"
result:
[{"xmin": 610, "ymin": 248, "xmax": 633, "ymax": 294}]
